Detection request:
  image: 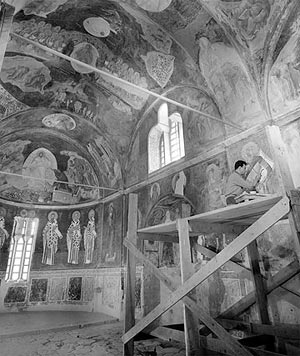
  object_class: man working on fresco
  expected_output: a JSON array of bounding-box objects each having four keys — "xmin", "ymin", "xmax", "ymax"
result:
[{"xmin": 224, "ymin": 160, "xmax": 261, "ymax": 205}]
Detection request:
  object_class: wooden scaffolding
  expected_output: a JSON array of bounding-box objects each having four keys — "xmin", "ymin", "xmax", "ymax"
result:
[{"xmin": 122, "ymin": 126, "xmax": 300, "ymax": 356}]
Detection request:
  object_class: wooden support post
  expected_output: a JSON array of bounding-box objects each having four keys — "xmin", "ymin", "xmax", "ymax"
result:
[
  {"xmin": 123, "ymin": 193, "xmax": 138, "ymax": 356},
  {"xmin": 247, "ymin": 240, "xmax": 271, "ymax": 325},
  {"xmin": 266, "ymin": 125, "xmax": 300, "ymax": 263},
  {"xmin": 177, "ymin": 219, "xmax": 201, "ymax": 355},
  {"xmin": 122, "ymin": 197, "xmax": 289, "ymax": 345}
]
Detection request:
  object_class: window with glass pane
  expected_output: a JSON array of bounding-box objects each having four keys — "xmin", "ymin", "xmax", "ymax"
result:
[
  {"xmin": 148, "ymin": 105, "xmax": 185, "ymax": 173},
  {"xmin": 159, "ymin": 134, "xmax": 166, "ymax": 168},
  {"xmin": 169, "ymin": 113, "xmax": 184, "ymax": 162},
  {"xmin": 5, "ymin": 217, "xmax": 39, "ymax": 282}
]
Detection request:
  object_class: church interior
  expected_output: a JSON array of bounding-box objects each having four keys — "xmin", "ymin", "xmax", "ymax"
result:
[{"xmin": 0, "ymin": 0, "xmax": 300, "ymax": 355}]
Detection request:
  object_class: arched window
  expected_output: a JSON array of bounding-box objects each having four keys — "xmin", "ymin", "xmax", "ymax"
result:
[
  {"xmin": 169, "ymin": 112, "xmax": 185, "ymax": 162},
  {"xmin": 5, "ymin": 216, "xmax": 39, "ymax": 282},
  {"xmin": 148, "ymin": 103, "xmax": 185, "ymax": 173},
  {"xmin": 159, "ymin": 134, "xmax": 165, "ymax": 167}
]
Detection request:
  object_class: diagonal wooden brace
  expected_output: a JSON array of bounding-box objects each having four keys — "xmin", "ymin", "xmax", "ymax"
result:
[
  {"xmin": 124, "ymin": 238, "xmax": 253, "ymax": 356},
  {"xmin": 122, "ymin": 196, "xmax": 290, "ymax": 348}
]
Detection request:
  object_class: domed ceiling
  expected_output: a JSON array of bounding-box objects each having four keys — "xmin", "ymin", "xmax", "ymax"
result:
[{"xmin": 0, "ymin": 0, "xmax": 300, "ymax": 205}]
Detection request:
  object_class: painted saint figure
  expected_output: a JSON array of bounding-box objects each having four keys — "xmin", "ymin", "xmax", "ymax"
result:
[
  {"xmin": 105, "ymin": 203, "xmax": 116, "ymax": 262},
  {"xmin": 83, "ymin": 209, "xmax": 96, "ymax": 264},
  {"xmin": 172, "ymin": 171, "xmax": 186, "ymax": 196},
  {"xmin": 0, "ymin": 215, "xmax": 9, "ymax": 249},
  {"xmin": 42, "ymin": 211, "xmax": 62, "ymax": 265},
  {"xmin": 67, "ymin": 210, "xmax": 82, "ymax": 264}
]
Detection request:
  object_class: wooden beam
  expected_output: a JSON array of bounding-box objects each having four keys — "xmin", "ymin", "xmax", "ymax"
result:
[
  {"xmin": 149, "ymin": 326, "xmax": 185, "ymax": 343},
  {"xmin": 216, "ymin": 319, "xmax": 300, "ymax": 340},
  {"xmin": 122, "ymin": 197, "xmax": 289, "ymax": 344},
  {"xmin": 123, "ymin": 193, "xmax": 138, "ymax": 356},
  {"xmin": 247, "ymin": 240, "xmax": 271, "ymax": 324},
  {"xmin": 197, "ymin": 336, "xmax": 286, "ymax": 356},
  {"xmin": 150, "ymin": 328, "xmax": 286, "ymax": 356},
  {"xmin": 239, "ymin": 335, "xmax": 274, "ymax": 347},
  {"xmin": 290, "ymin": 190, "xmax": 300, "ymax": 232},
  {"xmin": 193, "ymin": 243, "xmax": 246, "ymax": 268},
  {"xmin": 138, "ymin": 232, "xmax": 179, "ymax": 243},
  {"xmin": 124, "ymin": 238, "xmax": 254, "ymax": 356},
  {"xmin": 219, "ymin": 260, "xmax": 300, "ymax": 319},
  {"xmin": 177, "ymin": 218, "xmax": 201, "ymax": 355},
  {"xmin": 188, "ymin": 220, "xmax": 247, "ymax": 235}
]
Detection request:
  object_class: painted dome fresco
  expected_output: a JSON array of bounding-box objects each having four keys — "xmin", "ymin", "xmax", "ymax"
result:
[{"xmin": 0, "ymin": 0, "xmax": 300, "ymax": 205}]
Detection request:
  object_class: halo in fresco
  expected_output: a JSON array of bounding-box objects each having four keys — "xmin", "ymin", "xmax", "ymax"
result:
[
  {"xmin": 88, "ymin": 209, "xmax": 95, "ymax": 219},
  {"xmin": 42, "ymin": 113, "xmax": 76, "ymax": 131},
  {"xmin": 48, "ymin": 211, "xmax": 58, "ymax": 221},
  {"xmin": 136, "ymin": 0, "xmax": 173, "ymax": 12},
  {"xmin": 72, "ymin": 210, "xmax": 81, "ymax": 222},
  {"xmin": 70, "ymin": 42, "xmax": 99, "ymax": 73},
  {"xmin": 83, "ymin": 17, "xmax": 111, "ymax": 38}
]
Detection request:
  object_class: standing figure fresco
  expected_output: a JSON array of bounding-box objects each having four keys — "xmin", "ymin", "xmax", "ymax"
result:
[
  {"xmin": 172, "ymin": 171, "xmax": 186, "ymax": 196},
  {"xmin": 42, "ymin": 211, "xmax": 62, "ymax": 265},
  {"xmin": 105, "ymin": 202, "xmax": 116, "ymax": 262},
  {"xmin": 0, "ymin": 215, "xmax": 9, "ymax": 249},
  {"xmin": 67, "ymin": 210, "xmax": 82, "ymax": 264},
  {"xmin": 150, "ymin": 182, "xmax": 161, "ymax": 202},
  {"xmin": 83, "ymin": 209, "xmax": 97, "ymax": 264}
]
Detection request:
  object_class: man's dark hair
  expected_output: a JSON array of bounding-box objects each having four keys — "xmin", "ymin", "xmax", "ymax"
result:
[{"xmin": 234, "ymin": 160, "xmax": 247, "ymax": 170}]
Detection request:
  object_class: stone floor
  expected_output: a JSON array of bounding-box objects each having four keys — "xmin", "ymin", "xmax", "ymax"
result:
[
  {"xmin": 0, "ymin": 312, "xmax": 185, "ymax": 355},
  {"xmin": 0, "ymin": 311, "xmax": 117, "ymax": 338}
]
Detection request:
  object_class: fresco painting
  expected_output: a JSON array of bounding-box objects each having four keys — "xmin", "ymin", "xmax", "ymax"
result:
[
  {"xmin": 145, "ymin": 194, "xmax": 194, "ymax": 267},
  {"xmin": 0, "ymin": 0, "xmax": 300, "ymax": 334},
  {"xmin": 282, "ymin": 122, "xmax": 300, "ymax": 189},
  {"xmin": 67, "ymin": 211, "xmax": 82, "ymax": 265},
  {"xmin": 42, "ymin": 211, "xmax": 63, "ymax": 265},
  {"xmin": 101, "ymin": 198, "xmax": 123, "ymax": 266},
  {"xmin": 185, "ymin": 153, "xmax": 228, "ymax": 213},
  {"xmin": 83, "ymin": 209, "xmax": 97, "ymax": 264},
  {"xmin": 196, "ymin": 34, "xmax": 262, "ymax": 128},
  {"xmin": 29, "ymin": 278, "xmax": 48, "ymax": 302},
  {"xmin": 0, "ymin": 140, "xmax": 100, "ymax": 204},
  {"xmin": 42, "ymin": 113, "xmax": 76, "ymax": 131},
  {"xmin": 269, "ymin": 17, "xmax": 300, "ymax": 115},
  {"xmin": 68, "ymin": 276, "xmax": 82, "ymax": 301},
  {"xmin": 4, "ymin": 286, "xmax": 27, "ymax": 304}
]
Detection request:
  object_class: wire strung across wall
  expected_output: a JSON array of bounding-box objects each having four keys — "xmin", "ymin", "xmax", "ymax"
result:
[
  {"xmin": 0, "ymin": 170, "xmax": 118, "ymax": 195},
  {"xmin": 11, "ymin": 32, "xmax": 243, "ymax": 132}
]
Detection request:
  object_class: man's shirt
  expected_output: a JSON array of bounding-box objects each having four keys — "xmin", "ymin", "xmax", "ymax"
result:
[{"xmin": 225, "ymin": 171, "xmax": 254, "ymax": 197}]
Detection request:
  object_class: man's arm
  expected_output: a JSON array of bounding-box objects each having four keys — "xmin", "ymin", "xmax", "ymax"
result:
[{"xmin": 234, "ymin": 174, "xmax": 256, "ymax": 191}]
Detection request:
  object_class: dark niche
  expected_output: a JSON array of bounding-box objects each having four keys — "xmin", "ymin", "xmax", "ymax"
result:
[
  {"xmin": 4, "ymin": 286, "xmax": 27, "ymax": 303},
  {"xmin": 29, "ymin": 278, "xmax": 48, "ymax": 302},
  {"xmin": 68, "ymin": 276, "xmax": 82, "ymax": 301}
]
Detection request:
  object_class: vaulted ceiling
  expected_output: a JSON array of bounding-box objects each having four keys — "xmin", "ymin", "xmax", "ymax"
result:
[{"xmin": 1, "ymin": 0, "xmax": 300, "ymax": 205}]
